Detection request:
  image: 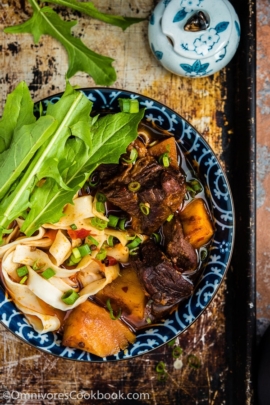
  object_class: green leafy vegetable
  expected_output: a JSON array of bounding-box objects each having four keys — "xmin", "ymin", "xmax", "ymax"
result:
[
  {"xmin": 43, "ymin": 0, "xmax": 145, "ymax": 30},
  {"xmin": 0, "ymin": 81, "xmax": 144, "ymax": 241},
  {"xmin": 4, "ymin": 0, "xmax": 145, "ymax": 85},
  {"xmin": 0, "ymin": 82, "xmax": 36, "ymax": 153}
]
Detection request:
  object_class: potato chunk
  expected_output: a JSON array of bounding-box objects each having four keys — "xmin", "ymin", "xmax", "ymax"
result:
[
  {"xmin": 96, "ymin": 267, "xmax": 146, "ymax": 322},
  {"xmin": 149, "ymin": 137, "xmax": 179, "ymax": 169},
  {"xmin": 62, "ymin": 300, "xmax": 135, "ymax": 357},
  {"xmin": 179, "ymin": 198, "xmax": 215, "ymax": 249}
]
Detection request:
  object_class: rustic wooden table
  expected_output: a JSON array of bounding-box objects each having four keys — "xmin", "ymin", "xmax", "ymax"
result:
[{"xmin": 0, "ymin": 0, "xmax": 257, "ymax": 404}]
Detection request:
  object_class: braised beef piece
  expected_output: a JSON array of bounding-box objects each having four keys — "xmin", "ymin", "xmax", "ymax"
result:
[
  {"xmin": 134, "ymin": 240, "xmax": 193, "ymax": 309},
  {"xmin": 100, "ymin": 156, "xmax": 186, "ymax": 235},
  {"xmin": 163, "ymin": 215, "xmax": 198, "ymax": 272}
]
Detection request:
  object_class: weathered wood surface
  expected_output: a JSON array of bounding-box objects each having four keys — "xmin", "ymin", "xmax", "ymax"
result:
[{"xmin": 0, "ymin": 1, "xmax": 247, "ymax": 404}]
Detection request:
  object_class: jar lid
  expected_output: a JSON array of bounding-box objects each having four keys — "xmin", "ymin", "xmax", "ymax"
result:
[{"xmin": 161, "ymin": 0, "xmax": 234, "ymax": 60}]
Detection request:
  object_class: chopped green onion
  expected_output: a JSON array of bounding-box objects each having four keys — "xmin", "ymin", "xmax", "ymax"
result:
[
  {"xmin": 107, "ymin": 235, "xmax": 115, "ymax": 247},
  {"xmin": 129, "ymin": 247, "xmax": 139, "ymax": 256},
  {"xmin": 122, "ymin": 148, "xmax": 138, "ymax": 164},
  {"xmin": 90, "ymin": 217, "xmax": 108, "ymax": 230},
  {"xmin": 187, "ymin": 354, "xmax": 201, "ymax": 369},
  {"xmin": 41, "ymin": 268, "xmax": 56, "ymax": 279},
  {"xmin": 152, "ymin": 233, "xmax": 161, "ymax": 243},
  {"xmin": 96, "ymin": 201, "xmax": 106, "ymax": 213},
  {"xmin": 128, "ymin": 181, "xmax": 141, "ymax": 192},
  {"xmin": 96, "ymin": 192, "xmax": 106, "ymax": 202},
  {"xmin": 66, "ymin": 254, "xmax": 81, "ymax": 266},
  {"xmin": 17, "ymin": 266, "xmax": 28, "ymax": 278},
  {"xmin": 61, "ymin": 290, "xmax": 80, "ymax": 305},
  {"xmin": 189, "ymin": 179, "xmax": 203, "ymax": 192},
  {"xmin": 118, "ymin": 98, "xmax": 139, "ymax": 113},
  {"xmin": 70, "ymin": 224, "xmax": 77, "ymax": 230},
  {"xmin": 119, "ymin": 218, "xmax": 127, "ymax": 231},
  {"xmin": 172, "ymin": 346, "xmax": 183, "ymax": 358},
  {"xmin": 72, "ymin": 247, "xmax": 81, "ymax": 259},
  {"xmin": 87, "ymin": 235, "xmax": 99, "ymax": 246},
  {"xmin": 139, "ymin": 202, "xmax": 150, "ymax": 216},
  {"xmin": 39, "ymin": 101, "xmax": 43, "ymax": 117},
  {"xmin": 77, "ymin": 244, "xmax": 91, "ymax": 257},
  {"xmin": 19, "ymin": 275, "xmax": 28, "ymax": 284},
  {"xmin": 106, "ymin": 299, "xmax": 121, "ymax": 320},
  {"xmin": 127, "ymin": 236, "xmax": 142, "ymax": 250},
  {"xmin": 156, "ymin": 361, "xmax": 166, "ymax": 373},
  {"xmin": 146, "ymin": 317, "xmax": 152, "ymax": 324},
  {"xmin": 200, "ymin": 247, "xmax": 208, "ymax": 261},
  {"xmin": 1, "ymin": 227, "xmax": 14, "ymax": 235},
  {"xmin": 108, "ymin": 214, "xmax": 119, "ymax": 228},
  {"xmin": 96, "ymin": 247, "xmax": 107, "ymax": 261},
  {"xmin": 166, "ymin": 214, "xmax": 174, "ymax": 222},
  {"xmin": 159, "ymin": 152, "xmax": 170, "ymax": 167},
  {"xmin": 167, "ymin": 338, "xmax": 176, "ymax": 347},
  {"xmin": 89, "ymin": 172, "xmax": 99, "ymax": 187},
  {"xmin": 32, "ymin": 261, "xmax": 43, "ymax": 271}
]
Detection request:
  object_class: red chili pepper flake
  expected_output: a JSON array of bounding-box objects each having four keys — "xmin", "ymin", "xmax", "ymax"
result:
[
  {"xmin": 67, "ymin": 228, "xmax": 91, "ymax": 240},
  {"xmin": 104, "ymin": 256, "xmax": 118, "ymax": 266}
]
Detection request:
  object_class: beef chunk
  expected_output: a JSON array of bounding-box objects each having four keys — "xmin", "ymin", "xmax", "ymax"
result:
[
  {"xmin": 163, "ymin": 215, "xmax": 198, "ymax": 271},
  {"xmin": 100, "ymin": 156, "xmax": 186, "ymax": 235},
  {"xmin": 134, "ymin": 240, "xmax": 193, "ymax": 307}
]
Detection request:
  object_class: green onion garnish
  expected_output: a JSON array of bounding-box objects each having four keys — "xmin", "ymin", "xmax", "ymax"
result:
[
  {"xmin": 122, "ymin": 148, "xmax": 138, "ymax": 164},
  {"xmin": 119, "ymin": 218, "xmax": 127, "ymax": 231},
  {"xmin": 172, "ymin": 346, "xmax": 183, "ymax": 358},
  {"xmin": 19, "ymin": 275, "xmax": 28, "ymax": 284},
  {"xmin": 87, "ymin": 235, "xmax": 99, "ymax": 246},
  {"xmin": 127, "ymin": 236, "xmax": 142, "ymax": 250},
  {"xmin": 17, "ymin": 266, "xmax": 28, "ymax": 278},
  {"xmin": 152, "ymin": 233, "xmax": 161, "ymax": 243},
  {"xmin": 72, "ymin": 247, "xmax": 81, "ymax": 259},
  {"xmin": 106, "ymin": 299, "xmax": 121, "ymax": 320},
  {"xmin": 139, "ymin": 202, "xmax": 150, "ymax": 216},
  {"xmin": 166, "ymin": 214, "xmax": 174, "ymax": 222},
  {"xmin": 96, "ymin": 201, "xmax": 105, "ymax": 213},
  {"xmin": 189, "ymin": 179, "xmax": 203, "ymax": 192},
  {"xmin": 1, "ymin": 227, "xmax": 14, "ymax": 235},
  {"xmin": 129, "ymin": 247, "xmax": 139, "ymax": 256},
  {"xmin": 32, "ymin": 261, "xmax": 43, "ymax": 271},
  {"xmin": 200, "ymin": 247, "xmax": 208, "ymax": 261},
  {"xmin": 66, "ymin": 253, "xmax": 81, "ymax": 266},
  {"xmin": 167, "ymin": 338, "xmax": 176, "ymax": 347},
  {"xmin": 96, "ymin": 247, "xmax": 107, "ymax": 261},
  {"xmin": 187, "ymin": 354, "xmax": 201, "ymax": 369},
  {"xmin": 96, "ymin": 192, "xmax": 106, "ymax": 202},
  {"xmin": 156, "ymin": 361, "xmax": 166, "ymax": 373},
  {"xmin": 77, "ymin": 244, "xmax": 91, "ymax": 257},
  {"xmin": 61, "ymin": 290, "xmax": 80, "ymax": 305},
  {"xmin": 108, "ymin": 214, "xmax": 119, "ymax": 228},
  {"xmin": 159, "ymin": 152, "xmax": 170, "ymax": 167},
  {"xmin": 70, "ymin": 224, "xmax": 77, "ymax": 230},
  {"xmin": 128, "ymin": 181, "xmax": 141, "ymax": 192},
  {"xmin": 89, "ymin": 172, "xmax": 99, "ymax": 187},
  {"xmin": 41, "ymin": 268, "xmax": 56, "ymax": 279},
  {"xmin": 107, "ymin": 235, "xmax": 115, "ymax": 247},
  {"xmin": 90, "ymin": 217, "xmax": 108, "ymax": 230},
  {"xmin": 118, "ymin": 98, "xmax": 139, "ymax": 113}
]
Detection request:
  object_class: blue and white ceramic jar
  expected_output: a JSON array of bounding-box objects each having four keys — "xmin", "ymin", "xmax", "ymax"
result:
[{"xmin": 148, "ymin": 0, "xmax": 241, "ymax": 78}]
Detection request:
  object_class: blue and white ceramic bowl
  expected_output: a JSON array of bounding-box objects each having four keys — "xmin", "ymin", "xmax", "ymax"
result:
[
  {"xmin": 149, "ymin": 0, "xmax": 241, "ymax": 77},
  {"xmin": 0, "ymin": 88, "xmax": 235, "ymax": 362}
]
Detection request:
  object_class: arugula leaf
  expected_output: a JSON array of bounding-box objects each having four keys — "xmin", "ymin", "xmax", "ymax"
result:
[
  {"xmin": 0, "ymin": 82, "xmax": 36, "ymax": 153},
  {"xmin": 21, "ymin": 109, "xmax": 145, "ymax": 236},
  {"xmin": 4, "ymin": 0, "xmax": 116, "ymax": 85},
  {"xmin": 0, "ymin": 116, "xmax": 57, "ymax": 201},
  {"xmin": 0, "ymin": 84, "xmax": 93, "ymax": 239},
  {"xmin": 43, "ymin": 0, "xmax": 145, "ymax": 30}
]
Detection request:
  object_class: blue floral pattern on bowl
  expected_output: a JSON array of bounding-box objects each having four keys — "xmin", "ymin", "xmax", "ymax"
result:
[
  {"xmin": 0, "ymin": 89, "xmax": 235, "ymax": 362},
  {"xmin": 148, "ymin": 0, "xmax": 240, "ymax": 77}
]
